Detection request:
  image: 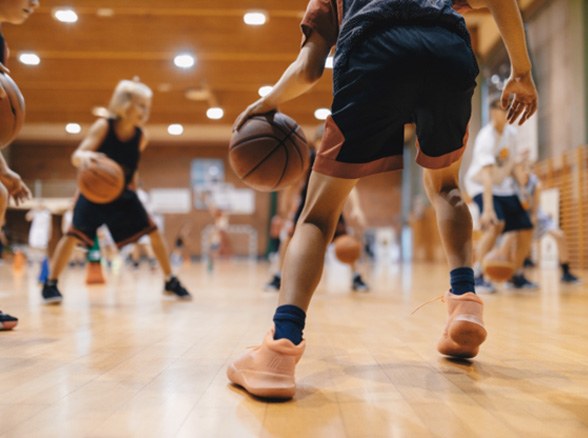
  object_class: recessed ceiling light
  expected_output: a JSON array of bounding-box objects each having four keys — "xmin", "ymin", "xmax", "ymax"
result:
[
  {"xmin": 53, "ymin": 9, "xmax": 78, "ymax": 23},
  {"xmin": 167, "ymin": 124, "xmax": 184, "ymax": 136},
  {"xmin": 325, "ymin": 56, "xmax": 334, "ymax": 69},
  {"xmin": 96, "ymin": 8, "xmax": 114, "ymax": 17},
  {"xmin": 244, "ymin": 11, "xmax": 267, "ymax": 26},
  {"xmin": 65, "ymin": 123, "xmax": 82, "ymax": 134},
  {"xmin": 314, "ymin": 108, "xmax": 331, "ymax": 120},
  {"xmin": 258, "ymin": 86, "xmax": 273, "ymax": 97},
  {"xmin": 206, "ymin": 107, "xmax": 224, "ymax": 120},
  {"xmin": 18, "ymin": 52, "xmax": 40, "ymax": 65},
  {"xmin": 174, "ymin": 53, "xmax": 196, "ymax": 69}
]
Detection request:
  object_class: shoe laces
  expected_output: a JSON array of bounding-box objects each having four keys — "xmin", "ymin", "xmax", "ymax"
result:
[{"xmin": 410, "ymin": 294, "xmax": 444, "ymax": 315}]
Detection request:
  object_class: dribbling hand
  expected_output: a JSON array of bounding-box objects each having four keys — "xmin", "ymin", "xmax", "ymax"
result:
[
  {"xmin": 233, "ymin": 99, "xmax": 276, "ymax": 132},
  {"xmin": 0, "ymin": 169, "xmax": 31, "ymax": 206}
]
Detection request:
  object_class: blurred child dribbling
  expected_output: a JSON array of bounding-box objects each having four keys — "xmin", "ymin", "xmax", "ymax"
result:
[{"xmin": 40, "ymin": 78, "xmax": 192, "ymax": 304}]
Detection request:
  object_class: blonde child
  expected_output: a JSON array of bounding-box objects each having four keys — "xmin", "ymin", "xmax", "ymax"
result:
[{"xmin": 41, "ymin": 78, "xmax": 192, "ymax": 304}]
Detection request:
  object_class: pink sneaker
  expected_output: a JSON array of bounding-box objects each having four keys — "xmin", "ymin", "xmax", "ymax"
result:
[
  {"xmin": 227, "ymin": 328, "xmax": 305, "ymax": 399},
  {"xmin": 438, "ymin": 291, "xmax": 487, "ymax": 359}
]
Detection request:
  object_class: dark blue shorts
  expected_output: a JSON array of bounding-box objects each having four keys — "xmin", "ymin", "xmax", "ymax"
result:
[
  {"xmin": 68, "ymin": 189, "xmax": 157, "ymax": 248},
  {"xmin": 315, "ymin": 26, "xmax": 479, "ymax": 179},
  {"xmin": 473, "ymin": 194, "xmax": 533, "ymax": 233}
]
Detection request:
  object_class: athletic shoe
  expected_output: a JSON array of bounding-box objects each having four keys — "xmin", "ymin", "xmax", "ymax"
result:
[
  {"xmin": 0, "ymin": 311, "xmax": 18, "ymax": 330},
  {"xmin": 474, "ymin": 274, "xmax": 496, "ymax": 294},
  {"xmin": 352, "ymin": 274, "xmax": 370, "ymax": 292},
  {"xmin": 506, "ymin": 274, "xmax": 539, "ymax": 289},
  {"xmin": 41, "ymin": 281, "xmax": 63, "ymax": 305},
  {"xmin": 164, "ymin": 276, "xmax": 192, "ymax": 300},
  {"xmin": 264, "ymin": 275, "xmax": 281, "ymax": 292},
  {"xmin": 438, "ymin": 291, "xmax": 487, "ymax": 359},
  {"xmin": 561, "ymin": 272, "xmax": 582, "ymax": 284},
  {"xmin": 523, "ymin": 257, "xmax": 536, "ymax": 268},
  {"xmin": 227, "ymin": 327, "xmax": 305, "ymax": 399}
]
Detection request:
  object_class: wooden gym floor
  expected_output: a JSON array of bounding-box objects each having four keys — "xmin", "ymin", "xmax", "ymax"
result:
[{"xmin": 1, "ymin": 258, "xmax": 587, "ymax": 437}]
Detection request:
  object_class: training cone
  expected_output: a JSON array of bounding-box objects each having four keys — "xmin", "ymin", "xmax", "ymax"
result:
[
  {"xmin": 13, "ymin": 250, "xmax": 26, "ymax": 271},
  {"xmin": 85, "ymin": 237, "xmax": 105, "ymax": 285}
]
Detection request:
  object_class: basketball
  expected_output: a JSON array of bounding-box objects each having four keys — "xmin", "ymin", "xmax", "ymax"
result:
[
  {"xmin": 482, "ymin": 250, "xmax": 515, "ymax": 282},
  {"xmin": 228, "ymin": 112, "xmax": 309, "ymax": 192},
  {"xmin": 77, "ymin": 155, "xmax": 125, "ymax": 204},
  {"xmin": 0, "ymin": 73, "xmax": 25, "ymax": 148},
  {"xmin": 334, "ymin": 235, "xmax": 362, "ymax": 265}
]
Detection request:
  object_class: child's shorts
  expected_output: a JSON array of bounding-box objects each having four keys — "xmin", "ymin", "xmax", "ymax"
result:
[{"xmin": 68, "ymin": 189, "xmax": 157, "ymax": 248}]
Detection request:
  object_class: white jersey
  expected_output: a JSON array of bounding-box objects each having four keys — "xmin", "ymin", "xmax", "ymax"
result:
[
  {"xmin": 28, "ymin": 209, "xmax": 52, "ymax": 250},
  {"xmin": 465, "ymin": 123, "xmax": 520, "ymax": 198}
]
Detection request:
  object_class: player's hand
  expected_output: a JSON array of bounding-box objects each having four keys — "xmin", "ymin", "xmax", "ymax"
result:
[
  {"xmin": 0, "ymin": 169, "xmax": 31, "ymax": 206},
  {"xmin": 78, "ymin": 151, "xmax": 105, "ymax": 168},
  {"xmin": 480, "ymin": 209, "xmax": 499, "ymax": 230},
  {"xmin": 501, "ymin": 70, "xmax": 538, "ymax": 126},
  {"xmin": 233, "ymin": 99, "xmax": 276, "ymax": 132}
]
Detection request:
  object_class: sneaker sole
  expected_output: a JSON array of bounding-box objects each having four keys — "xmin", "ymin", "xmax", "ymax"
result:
[
  {"xmin": 0, "ymin": 321, "xmax": 18, "ymax": 330},
  {"xmin": 227, "ymin": 364, "xmax": 295, "ymax": 400},
  {"xmin": 440, "ymin": 320, "xmax": 487, "ymax": 359},
  {"xmin": 163, "ymin": 290, "xmax": 192, "ymax": 300},
  {"xmin": 43, "ymin": 297, "xmax": 63, "ymax": 305}
]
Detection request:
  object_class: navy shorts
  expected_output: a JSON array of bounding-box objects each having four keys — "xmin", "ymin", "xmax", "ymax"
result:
[
  {"xmin": 68, "ymin": 189, "xmax": 157, "ymax": 248},
  {"xmin": 473, "ymin": 194, "xmax": 533, "ymax": 233},
  {"xmin": 315, "ymin": 26, "xmax": 479, "ymax": 179}
]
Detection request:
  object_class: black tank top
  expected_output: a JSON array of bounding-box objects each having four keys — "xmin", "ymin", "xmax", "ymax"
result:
[{"xmin": 97, "ymin": 118, "xmax": 142, "ymax": 185}]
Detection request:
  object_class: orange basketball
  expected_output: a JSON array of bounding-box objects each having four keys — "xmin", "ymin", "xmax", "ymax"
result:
[
  {"xmin": 334, "ymin": 235, "xmax": 362, "ymax": 265},
  {"xmin": 77, "ymin": 156, "xmax": 125, "ymax": 204},
  {"xmin": 482, "ymin": 251, "xmax": 515, "ymax": 282},
  {"xmin": 0, "ymin": 73, "xmax": 25, "ymax": 148},
  {"xmin": 229, "ymin": 112, "xmax": 309, "ymax": 192}
]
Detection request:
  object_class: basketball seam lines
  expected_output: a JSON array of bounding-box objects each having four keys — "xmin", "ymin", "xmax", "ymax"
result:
[
  {"xmin": 241, "ymin": 124, "xmax": 300, "ymax": 182},
  {"xmin": 274, "ymin": 142, "xmax": 289, "ymax": 189}
]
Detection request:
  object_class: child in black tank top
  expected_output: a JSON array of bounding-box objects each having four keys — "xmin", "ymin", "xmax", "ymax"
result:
[{"xmin": 41, "ymin": 79, "xmax": 192, "ymax": 304}]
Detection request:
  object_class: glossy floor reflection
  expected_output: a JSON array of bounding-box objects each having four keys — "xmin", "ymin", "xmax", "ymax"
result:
[{"xmin": 1, "ymin": 258, "xmax": 587, "ymax": 437}]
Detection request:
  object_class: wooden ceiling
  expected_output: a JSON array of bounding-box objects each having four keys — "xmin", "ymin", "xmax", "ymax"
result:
[{"xmin": 2, "ymin": 0, "xmax": 528, "ymax": 144}]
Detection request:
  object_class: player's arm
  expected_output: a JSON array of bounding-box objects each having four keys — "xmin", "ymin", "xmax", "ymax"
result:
[
  {"xmin": 234, "ymin": 31, "xmax": 332, "ymax": 130},
  {"xmin": 71, "ymin": 118, "xmax": 109, "ymax": 168},
  {"xmin": 479, "ymin": 165, "xmax": 498, "ymax": 228},
  {"xmin": 468, "ymin": 0, "xmax": 537, "ymax": 125}
]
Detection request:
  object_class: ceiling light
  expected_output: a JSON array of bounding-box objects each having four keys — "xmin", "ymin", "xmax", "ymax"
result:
[
  {"xmin": 314, "ymin": 108, "xmax": 331, "ymax": 120},
  {"xmin": 18, "ymin": 52, "xmax": 40, "ymax": 65},
  {"xmin": 96, "ymin": 8, "xmax": 114, "ymax": 17},
  {"xmin": 206, "ymin": 107, "xmax": 224, "ymax": 120},
  {"xmin": 325, "ymin": 56, "xmax": 334, "ymax": 69},
  {"xmin": 174, "ymin": 53, "xmax": 195, "ymax": 69},
  {"xmin": 258, "ymin": 86, "xmax": 273, "ymax": 97},
  {"xmin": 167, "ymin": 124, "xmax": 184, "ymax": 136},
  {"xmin": 244, "ymin": 12, "xmax": 267, "ymax": 26},
  {"xmin": 65, "ymin": 123, "xmax": 82, "ymax": 134},
  {"xmin": 53, "ymin": 9, "xmax": 78, "ymax": 23}
]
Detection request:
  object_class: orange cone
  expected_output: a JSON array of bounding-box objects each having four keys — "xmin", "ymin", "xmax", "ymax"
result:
[{"xmin": 85, "ymin": 261, "xmax": 105, "ymax": 284}]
